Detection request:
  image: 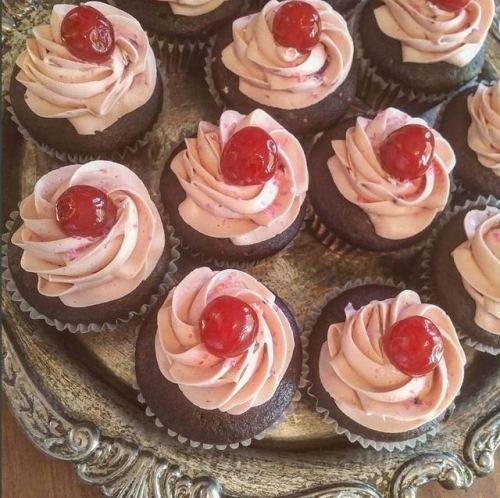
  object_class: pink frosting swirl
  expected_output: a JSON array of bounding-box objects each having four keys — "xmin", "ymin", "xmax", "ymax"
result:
[
  {"xmin": 15, "ymin": 2, "xmax": 157, "ymax": 135},
  {"xmin": 374, "ymin": 0, "xmax": 495, "ymax": 67},
  {"xmin": 11, "ymin": 161, "xmax": 165, "ymax": 308},
  {"xmin": 170, "ymin": 109, "xmax": 308, "ymax": 245},
  {"xmin": 154, "ymin": 267, "xmax": 295, "ymax": 415},
  {"xmin": 467, "ymin": 81, "xmax": 500, "ymax": 176},
  {"xmin": 328, "ymin": 108, "xmax": 455, "ymax": 240},
  {"xmin": 221, "ymin": 0, "xmax": 354, "ymax": 110},
  {"xmin": 155, "ymin": 0, "xmax": 227, "ymax": 15},
  {"xmin": 452, "ymin": 208, "xmax": 500, "ymax": 335},
  {"xmin": 319, "ymin": 290, "xmax": 466, "ymax": 433}
]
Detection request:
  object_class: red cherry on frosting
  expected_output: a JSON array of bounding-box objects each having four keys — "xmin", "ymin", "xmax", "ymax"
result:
[
  {"xmin": 199, "ymin": 296, "xmax": 259, "ymax": 358},
  {"xmin": 220, "ymin": 126, "xmax": 278, "ymax": 186},
  {"xmin": 61, "ymin": 5, "xmax": 115, "ymax": 63},
  {"xmin": 56, "ymin": 185, "xmax": 117, "ymax": 238},
  {"xmin": 430, "ymin": 0, "xmax": 470, "ymax": 12},
  {"xmin": 383, "ymin": 316, "xmax": 444, "ymax": 377},
  {"xmin": 272, "ymin": 1, "xmax": 322, "ymax": 53},
  {"xmin": 379, "ymin": 124, "xmax": 435, "ymax": 181}
]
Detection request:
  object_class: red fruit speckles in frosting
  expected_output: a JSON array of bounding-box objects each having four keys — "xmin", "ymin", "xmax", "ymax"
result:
[
  {"xmin": 220, "ymin": 126, "xmax": 278, "ymax": 186},
  {"xmin": 383, "ymin": 315, "xmax": 444, "ymax": 377},
  {"xmin": 430, "ymin": 0, "xmax": 471, "ymax": 12},
  {"xmin": 61, "ymin": 5, "xmax": 115, "ymax": 63},
  {"xmin": 55, "ymin": 185, "xmax": 117, "ymax": 238},
  {"xmin": 272, "ymin": 1, "xmax": 322, "ymax": 53},
  {"xmin": 199, "ymin": 295, "xmax": 259, "ymax": 358},
  {"xmin": 379, "ymin": 124, "xmax": 435, "ymax": 181}
]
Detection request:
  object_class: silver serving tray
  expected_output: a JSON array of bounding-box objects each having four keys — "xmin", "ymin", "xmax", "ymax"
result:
[{"xmin": 2, "ymin": 1, "xmax": 500, "ymax": 497}]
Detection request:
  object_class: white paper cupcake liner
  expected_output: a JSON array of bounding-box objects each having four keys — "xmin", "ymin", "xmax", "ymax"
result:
[
  {"xmin": 419, "ymin": 195, "xmax": 500, "ymax": 356},
  {"xmin": 2, "ymin": 210, "xmax": 181, "ymax": 333},
  {"xmin": 352, "ymin": 0, "xmax": 477, "ymax": 112},
  {"xmin": 6, "ymin": 60, "xmax": 169, "ymax": 165},
  {"xmin": 301, "ymin": 276, "xmax": 452, "ymax": 452},
  {"xmin": 136, "ymin": 387, "xmax": 301, "ymax": 450}
]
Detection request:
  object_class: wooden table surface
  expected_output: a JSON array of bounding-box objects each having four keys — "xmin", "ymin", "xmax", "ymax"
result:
[{"xmin": 2, "ymin": 399, "xmax": 499, "ymax": 498}]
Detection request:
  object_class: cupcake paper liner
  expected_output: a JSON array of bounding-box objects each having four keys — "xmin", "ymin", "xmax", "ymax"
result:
[
  {"xmin": 418, "ymin": 195, "xmax": 500, "ymax": 356},
  {"xmin": 204, "ymin": 36, "xmax": 225, "ymax": 110},
  {"xmin": 2, "ymin": 210, "xmax": 181, "ymax": 333},
  {"xmin": 301, "ymin": 276, "xmax": 449, "ymax": 452},
  {"xmin": 136, "ymin": 387, "xmax": 302, "ymax": 450},
  {"xmin": 6, "ymin": 60, "xmax": 169, "ymax": 165}
]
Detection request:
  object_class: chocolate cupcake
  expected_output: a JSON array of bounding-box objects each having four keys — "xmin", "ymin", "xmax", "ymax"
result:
[
  {"xmin": 438, "ymin": 80, "xmax": 500, "ymax": 198},
  {"xmin": 356, "ymin": 0, "xmax": 494, "ymax": 110},
  {"xmin": 112, "ymin": 0, "xmax": 245, "ymax": 39},
  {"xmin": 160, "ymin": 108, "xmax": 308, "ymax": 263},
  {"xmin": 425, "ymin": 201, "xmax": 500, "ymax": 354},
  {"xmin": 4, "ymin": 161, "xmax": 173, "ymax": 332},
  {"xmin": 306, "ymin": 283, "xmax": 466, "ymax": 450},
  {"xmin": 9, "ymin": 2, "xmax": 163, "ymax": 159},
  {"xmin": 135, "ymin": 267, "xmax": 302, "ymax": 448},
  {"xmin": 208, "ymin": 0, "xmax": 357, "ymax": 136},
  {"xmin": 308, "ymin": 107, "xmax": 456, "ymax": 253}
]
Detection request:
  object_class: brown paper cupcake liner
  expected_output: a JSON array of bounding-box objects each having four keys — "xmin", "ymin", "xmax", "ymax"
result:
[
  {"xmin": 6, "ymin": 60, "xmax": 169, "ymax": 165},
  {"xmin": 419, "ymin": 195, "xmax": 500, "ymax": 356},
  {"xmin": 2, "ymin": 209, "xmax": 181, "ymax": 333},
  {"xmin": 301, "ymin": 276, "xmax": 446, "ymax": 452},
  {"xmin": 204, "ymin": 36, "xmax": 225, "ymax": 110}
]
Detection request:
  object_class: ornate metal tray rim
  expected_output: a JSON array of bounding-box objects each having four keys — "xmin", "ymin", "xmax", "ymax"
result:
[{"xmin": 2, "ymin": 1, "xmax": 500, "ymax": 497}]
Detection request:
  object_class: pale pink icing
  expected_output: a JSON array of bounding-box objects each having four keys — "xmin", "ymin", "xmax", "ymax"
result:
[
  {"xmin": 15, "ymin": 2, "xmax": 157, "ymax": 135},
  {"xmin": 155, "ymin": 0, "xmax": 227, "ymax": 16},
  {"xmin": 328, "ymin": 107, "xmax": 455, "ymax": 240},
  {"xmin": 452, "ymin": 208, "xmax": 500, "ymax": 335},
  {"xmin": 154, "ymin": 267, "xmax": 295, "ymax": 415},
  {"xmin": 319, "ymin": 290, "xmax": 466, "ymax": 433},
  {"xmin": 467, "ymin": 81, "xmax": 500, "ymax": 176},
  {"xmin": 221, "ymin": 0, "xmax": 354, "ymax": 110},
  {"xmin": 11, "ymin": 161, "xmax": 165, "ymax": 308},
  {"xmin": 170, "ymin": 109, "xmax": 308, "ymax": 245},
  {"xmin": 374, "ymin": 0, "xmax": 495, "ymax": 67}
]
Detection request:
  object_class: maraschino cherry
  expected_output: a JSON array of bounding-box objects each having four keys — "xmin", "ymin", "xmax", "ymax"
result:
[
  {"xmin": 379, "ymin": 124, "xmax": 435, "ymax": 181},
  {"xmin": 220, "ymin": 126, "xmax": 278, "ymax": 186},
  {"xmin": 383, "ymin": 316, "xmax": 444, "ymax": 377},
  {"xmin": 272, "ymin": 1, "xmax": 322, "ymax": 53},
  {"xmin": 199, "ymin": 296, "xmax": 259, "ymax": 358},
  {"xmin": 430, "ymin": 0, "xmax": 470, "ymax": 12},
  {"xmin": 61, "ymin": 5, "xmax": 115, "ymax": 63},
  {"xmin": 56, "ymin": 185, "xmax": 117, "ymax": 238}
]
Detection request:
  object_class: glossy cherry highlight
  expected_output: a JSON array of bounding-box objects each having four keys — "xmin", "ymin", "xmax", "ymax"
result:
[
  {"xmin": 430, "ymin": 0, "xmax": 470, "ymax": 11},
  {"xmin": 220, "ymin": 126, "xmax": 278, "ymax": 186},
  {"xmin": 61, "ymin": 5, "xmax": 115, "ymax": 63},
  {"xmin": 199, "ymin": 296, "xmax": 259, "ymax": 358},
  {"xmin": 379, "ymin": 124, "xmax": 435, "ymax": 181},
  {"xmin": 383, "ymin": 316, "xmax": 444, "ymax": 377},
  {"xmin": 56, "ymin": 185, "xmax": 117, "ymax": 238},
  {"xmin": 272, "ymin": 1, "xmax": 322, "ymax": 53}
]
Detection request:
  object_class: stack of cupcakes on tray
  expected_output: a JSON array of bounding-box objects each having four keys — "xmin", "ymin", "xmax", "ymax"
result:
[{"xmin": 3, "ymin": 0, "xmax": 499, "ymax": 452}]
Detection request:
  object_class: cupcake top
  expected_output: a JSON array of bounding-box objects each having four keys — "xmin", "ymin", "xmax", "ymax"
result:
[
  {"xmin": 467, "ymin": 81, "xmax": 500, "ymax": 177},
  {"xmin": 319, "ymin": 290, "xmax": 466, "ymax": 433},
  {"xmin": 154, "ymin": 267, "xmax": 295, "ymax": 415},
  {"xmin": 328, "ymin": 107, "xmax": 455, "ymax": 240},
  {"xmin": 452, "ymin": 207, "xmax": 500, "ymax": 335},
  {"xmin": 15, "ymin": 2, "xmax": 157, "ymax": 135},
  {"xmin": 156, "ymin": 0, "xmax": 227, "ymax": 16},
  {"xmin": 374, "ymin": 0, "xmax": 495, "ymax": 67},
  {"xmin": 221, "ymin": 0, "xmax": 354, "ymax": 110},
  {"xmin": 11, "ymin": 161, "xmax": 165, "ymax": 308},
  {"xmin": 170, "ymin": 109, "xmax": 308, "ymax": 245}
]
